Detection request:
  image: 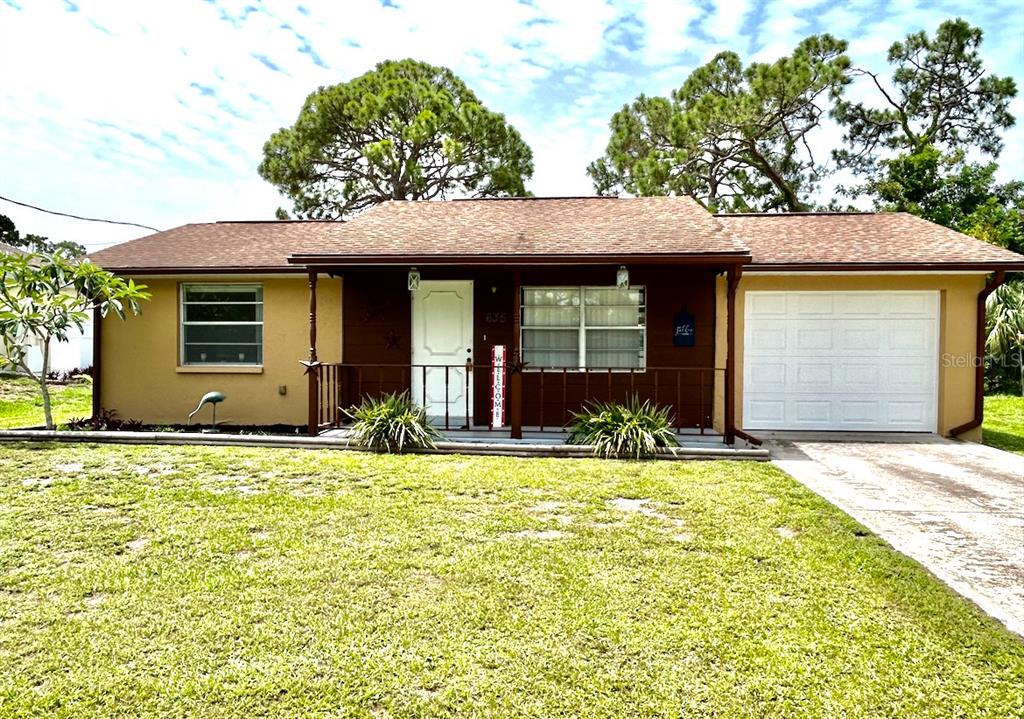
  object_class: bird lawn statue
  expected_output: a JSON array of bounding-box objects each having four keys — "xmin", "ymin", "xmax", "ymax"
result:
[{"xmin": 187, "ymin": 391, "xmax": 225, "ymax": 430}]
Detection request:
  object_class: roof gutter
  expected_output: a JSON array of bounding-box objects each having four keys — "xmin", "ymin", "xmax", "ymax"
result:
[
  {"xmin": 87, "ymin": 266, "xmax": 301, "ymax": 275},
  {"xmin": 288, "ymin": 252, "xmax": 751, "ymax": 267},
  {"xmin": 745, "ymin": 261, "xmax": 1024, "ymax": 272},
  {"xmin": 950, "ymin": 270, "xmax": 1007, "ymax": 438}
]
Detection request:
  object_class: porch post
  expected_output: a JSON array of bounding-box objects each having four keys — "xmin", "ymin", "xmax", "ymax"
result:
[
  {"xmin": 724, "ymin": 264, "xmax": 741, "ymax": 445},
  {"xmin": 306, "ymin": 270, "xmax": 319, "ymax": 436},
  {"xmin": 510, "ymin": 268, "xmax": 523, "ymax": 439}
]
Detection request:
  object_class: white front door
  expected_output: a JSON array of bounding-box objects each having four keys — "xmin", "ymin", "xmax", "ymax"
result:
[
  {"xmin": 411, "ymin": 280, "xmax": 474, "ymax": 426},
  {"xmin": 743, "ymin": 291, "xmax": 940, "ymax": 432}
]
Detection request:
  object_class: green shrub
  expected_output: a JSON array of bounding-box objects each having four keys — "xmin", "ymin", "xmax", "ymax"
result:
[
  {"xmin": 343, "ymin": 391, "xmax": 440, "ymax": 453},
  {"xmin": 566, "ymin": 397, "xmax": 679, "ymax": 459}
]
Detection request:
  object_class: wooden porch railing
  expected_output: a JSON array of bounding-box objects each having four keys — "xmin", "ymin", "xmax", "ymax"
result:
[{"xmin": 309, "ymin": 362, "xmax": 724, "ymax": 440}]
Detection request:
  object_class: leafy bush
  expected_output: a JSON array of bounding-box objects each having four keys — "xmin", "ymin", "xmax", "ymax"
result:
[
  {"xmin": 343, "ymin": 391, "xmax": 440, "ymax": 453},
  {"xmin": 567, "ymin": 397, "xmax": 679, "ymax": 459},
  {"xmin": 65, "ymin": 409, "xmax": 143, "ymax": 432}
]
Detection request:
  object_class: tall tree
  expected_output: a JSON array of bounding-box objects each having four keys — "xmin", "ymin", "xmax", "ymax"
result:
[
  {"xmin": 834, "ymin": 18, "xmax": 1017, "ymax": 175},
  {"xmin": 588, "ymin": 35, "xmax": 850, "ymax": 212},
  {"xmin": 0, "ymin": 249, "xmax": 149, "ymax": 428},
  {"xmin": 259, "ymin": 59, "xmax": 534, "ymax": 220},
  {"xmin": 0, "ymin": 214, "xmax": 85, "ymax": 257},
  {"xmin": 870, "ymin": 145, "xmax": 1024, "ymax": 253}
]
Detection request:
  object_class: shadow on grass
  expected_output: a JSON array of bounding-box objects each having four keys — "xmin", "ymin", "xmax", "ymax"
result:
[{"xmin": 982, "ymin": 428, "xmax": 1024, "ymax": 455}]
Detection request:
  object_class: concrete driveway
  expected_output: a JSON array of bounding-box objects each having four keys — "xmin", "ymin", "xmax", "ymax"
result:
[{"xmin": 767, "ymin": 434, "xmax": 1024, "ymax": 637}]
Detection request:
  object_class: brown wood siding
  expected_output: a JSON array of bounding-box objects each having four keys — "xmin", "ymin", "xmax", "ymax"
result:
[
  {"xmin": 338, "ymin": 268, "xmax": 411, "ymax": 407},
  {"xmin": 338, "ymin": 265, "xmax": 717, "ymax": 428}
]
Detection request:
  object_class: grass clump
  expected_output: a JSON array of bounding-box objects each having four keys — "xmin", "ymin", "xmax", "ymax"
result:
[
  {"xmin": 983, "ymin": 394, "xmax": 1024, "ymax": 454},
  {"xmin": 0, "ymin": 376, "xmax": 92, "ymax": 429},
  {"xmin": 344, "ymin": 391, "xmax": 440, "ymax": 453},
  {"xmin": 567, "ymin": 396, "xmax": 679, "ymax": 459}
]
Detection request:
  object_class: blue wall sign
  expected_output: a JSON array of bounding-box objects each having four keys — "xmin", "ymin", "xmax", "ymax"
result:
[{"xmin": 673, "ymin": 311, "xmax": 695, "ymax": 347}]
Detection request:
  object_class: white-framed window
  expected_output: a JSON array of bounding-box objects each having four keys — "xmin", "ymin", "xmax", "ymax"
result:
[
  {"xmin": 521, "ymin": 286, "xmax": 646, "ymax": 370},
  {"xmin": 180, "ymin": 284, "xmax": 263, "ymax": 366}
]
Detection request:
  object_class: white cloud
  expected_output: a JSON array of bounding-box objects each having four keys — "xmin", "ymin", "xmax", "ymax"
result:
[
  {"xmin": 0, "ymin": 0, "xmax": 1022, "ymax": 250},
  {"xmin": 705, "ymin": 0, "xmax": 753, "ymax": 43},
  {"xmin": 635, "ymin": 0, "xmax": 704, "ymax": 65}
]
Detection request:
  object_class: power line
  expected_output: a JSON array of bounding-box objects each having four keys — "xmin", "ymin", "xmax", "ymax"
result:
[{"xmin": 0, "ymin": 193, "xmax": 161, "ymax": 233}]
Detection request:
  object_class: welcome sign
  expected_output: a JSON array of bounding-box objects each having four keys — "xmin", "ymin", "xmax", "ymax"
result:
[
  {"xmin": 490, "ymin": 345, "xmax": 506, "ymax": 428},
  {"xmin": 673, "ymin": 311, "xmax": 696, "ymax": 347}
]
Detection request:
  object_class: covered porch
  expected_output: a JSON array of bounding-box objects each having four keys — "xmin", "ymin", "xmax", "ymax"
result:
[{"xmin": 299, "ymin": 259, "xmax": 747, "ymax": 445}]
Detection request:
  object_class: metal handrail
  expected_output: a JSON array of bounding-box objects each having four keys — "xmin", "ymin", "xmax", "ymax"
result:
[{"xmin": 314, "ymin": 362, "xmax": 724, "ymax": 435}]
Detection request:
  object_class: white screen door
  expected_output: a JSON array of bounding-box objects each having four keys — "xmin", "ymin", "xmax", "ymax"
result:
[{"xmin": 411, "ymin": 280, "xmax": 474, "ymax": 426}]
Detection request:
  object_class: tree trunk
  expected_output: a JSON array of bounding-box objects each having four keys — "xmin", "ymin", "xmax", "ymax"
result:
[
  {"xmin": 744, "ymin": 143, "xmax": 808, "ymax": 212},
  {"xmin": 39, "ymin": 339, "xmax": 54, "ymax": 430}
]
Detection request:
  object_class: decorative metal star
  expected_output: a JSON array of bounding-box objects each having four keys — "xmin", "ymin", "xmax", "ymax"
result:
[{"xmin": 299, "ymin": 359, "xmax": 322, "ymax": 376}]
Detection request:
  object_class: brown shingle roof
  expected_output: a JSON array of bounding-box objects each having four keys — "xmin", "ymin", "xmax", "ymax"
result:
[
  {"xmin": 87, "ymin": 221, "xmax": 323, "ymax": 272},
  {"xmin": 88, "ymin": 197, "xmax": 744, "ymax": 272},
  {"xmin": 88, "ymin": 199, "xmax": 1024, "ymax": 272},
  {"xmin": 717, "ymin": 211, "xmax": 1024, "ymax": 268},
  {"xmin": 293, "ymin": 196, "xmax": 745, "ymax": 260}
]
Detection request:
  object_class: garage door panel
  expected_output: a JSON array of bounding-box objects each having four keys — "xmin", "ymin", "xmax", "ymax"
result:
[
  {"xmin": 887, "ymin": 361, "xmax": 934, "ymax": 392},
  {"xmin": 834, "ymin": 294, "xmax": 885, "ymax": 316},
  {"xmin": 839, "ymin": 362, "xmax": 880, "ymax": 389},
  {"xmin": 889, "ymin": 294, "xmax": 934, "ymax": 316},
  {"xmin": 750, "ymin": 362, "xmax": 786, "ymax": 388},
  {"xmin": 795, "ymin": 293, "xmax": 834, "ymax": 315},
  {"xmin": 839, "ymin": 326, "xmax": 882, "ymax": 350},
  {"xmin": 748, "ymin": 293, "xmax": 788, "ymax": 316},
  {"xmin": 793, "ymin": 400, "xmax": 831, "ymax": 423},
  {"xmin": 888, "ymin": 400, "xmax": 928, "ymax": 423},
  {"xmin": 747, "ymin": 399, "xmax": 786, "ymax": 424},
  {"xmin": 794, "ymin": 363, "xmax": 832, "ymax": 389},
  {"xmin": 889, "ymin": 325, "xmax": 930, "ymax": 350},
  {"xmin": 748, "ymin": 324, "xmax": 788, "ymax": 352},
  {"xmin": 744, "ymin": 291, "xmax": 938, "ymax": 432},
  {"xmin": 795, "ymin": 327, "xmax": 833, "ymax": 350},
  {"xmin": 838, "ymin": 399, "xmax": 881, "ymax": 424}
]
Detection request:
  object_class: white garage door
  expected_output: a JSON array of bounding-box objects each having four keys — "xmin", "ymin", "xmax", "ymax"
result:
[{"xmin": 744, "ymin": 291, "xmax": 939, "ymax": 432}]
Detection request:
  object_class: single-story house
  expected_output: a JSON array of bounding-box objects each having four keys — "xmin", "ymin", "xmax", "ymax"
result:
[{"xmin": 87, "ymin": 196, "xmax": 1023, "ymax": 442}]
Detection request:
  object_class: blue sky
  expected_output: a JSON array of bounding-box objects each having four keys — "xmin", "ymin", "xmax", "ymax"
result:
[{"xmin": 1, "ymin": 0, "xmax": 1022, "ymax": 250}]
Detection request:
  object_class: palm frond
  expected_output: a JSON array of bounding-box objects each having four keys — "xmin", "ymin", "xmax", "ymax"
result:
[{"xmin": 986, "ymin": 283, "xmax": 1024, "ymax": 356}]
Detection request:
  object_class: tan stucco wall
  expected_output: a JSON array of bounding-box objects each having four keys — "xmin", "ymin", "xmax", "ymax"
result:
[
  {"xmin": 99, "ymin": 276, "xmax": 342, "ymax": 426},
  {"xmin": 713, "ymin": 274, "xmax": 727, "ymax": 434},
  {"xmin": 713, "ymin": 273, "xmax": 986, "ymax": 440}
]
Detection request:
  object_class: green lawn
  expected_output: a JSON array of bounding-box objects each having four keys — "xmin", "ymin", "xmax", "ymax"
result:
[
  {"xmin": 984, "ymin": 395, "xmax": 1024, "ymax": 454},
  {"xmin": 0, "ymin": 445, "xmax": 1020, "ymax": 717},
  {"xmin": 0, "ymin": 376, "xmax": 92, "ymax": 429}
]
